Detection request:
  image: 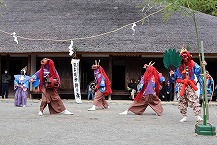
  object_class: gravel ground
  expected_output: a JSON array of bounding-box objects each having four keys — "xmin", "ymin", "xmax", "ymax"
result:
[{"xmin": 0, "ymin": 99, "xmax": 217, "ymax": 145}]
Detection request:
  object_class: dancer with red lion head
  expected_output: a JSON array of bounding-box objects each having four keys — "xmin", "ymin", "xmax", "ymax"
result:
[
  {"xmin": 88, "ymin": 60, "xmax": 112, "ymax": 111},
  {"xmin": 30, "ymin": 58, "xmax": 73, "ymax": 116},
  {"xmin": 119, "ymin": 62, "xmax": 164, "ymax": 116},
  {"xmin": 169, "ymin": 45, "xmax": 203, "ymax": 122}
]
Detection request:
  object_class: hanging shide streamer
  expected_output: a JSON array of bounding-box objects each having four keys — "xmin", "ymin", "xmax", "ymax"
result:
[
  {"xmin": 11, "ymin": 32, "xmax": 18, "ymax": 44},
  {"xmin": 71, "ymin": 59, "xmax": 82, "ymax": 104},
  {"xmin": 68, "ymin": 40, "xmax": 74, "ymax": 56},
  {"xmin": 131, "ymin": 23, "xmax": 136, "ymax": 35}
]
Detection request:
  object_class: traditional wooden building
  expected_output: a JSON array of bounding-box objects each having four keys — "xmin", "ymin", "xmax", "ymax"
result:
[{"xmin": 0, "ymin": 0, "xmax": 217, "ymax": 99}]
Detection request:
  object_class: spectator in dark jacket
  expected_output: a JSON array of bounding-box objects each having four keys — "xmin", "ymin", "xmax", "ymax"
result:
[
  {"xmin": 2, "ymin": 69, "xmax": 11, "ymax": 99},
  {"xmin": 127, "ymin": 78, "xmax": 137, "ymax": 100},
  {"xmin": 165, "ymin": 80, "xmax": 173, "ymax": 102}
]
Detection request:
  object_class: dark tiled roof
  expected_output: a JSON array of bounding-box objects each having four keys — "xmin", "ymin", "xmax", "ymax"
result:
[{"xmin": 0, "ymin": 0, "xmax": 216, "ymax": 54}]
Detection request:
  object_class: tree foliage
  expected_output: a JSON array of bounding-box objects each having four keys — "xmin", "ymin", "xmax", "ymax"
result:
[
  {"xmin": 0, "ymin": 0, "xmax": 4, "ymax": 7},
  {"xmin": 0, "ymin": 0, "xmax": 5, "ymax": 17},
  {"xmin": 188, "ymin": 0, "xmax": 217, "ymax": 16},
  {"xmin": 141, "ymin": 0, "xmax": 217, "ymax": 18},
  {"xmin": 139, "ymin": 0, "xmax": 216, "ymax": 57}
]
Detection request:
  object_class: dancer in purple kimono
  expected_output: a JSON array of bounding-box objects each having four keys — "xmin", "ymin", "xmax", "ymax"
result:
[
  {"xmin": 119, "ymin": 63, "xmax": 163, "ymax": 115},
  {"xmin": 30, "ymin": 58, "xmax": 73, "ymax": 116},
  {"xmin": 14, "ymin": 66, "xmax": 30, "ymax": 107}
]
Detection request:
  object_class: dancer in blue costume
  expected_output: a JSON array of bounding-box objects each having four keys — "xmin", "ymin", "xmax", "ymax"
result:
[
  {"xmin": 14, "ymin": 66, "xmax": 30, "ymax": 107},
  {"xmin": 169, "ymin": 46, "xmax": 203, "ymax": 122},
  {"xmin": 88, "ymin": 60, "xmax": 112, "ymax": 111}
]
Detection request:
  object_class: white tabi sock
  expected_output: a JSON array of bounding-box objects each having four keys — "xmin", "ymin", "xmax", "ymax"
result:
[
  {"xmin": 119, "ymin": 110, "xmax": 128, "ymax": 115},
  {"xmin": 179, "ymin": 116, "xmax": 187, "ymax": 122},
  {"xmin": 38, "ymin": 111, "xmax": 43, "ymax": 116},
  {"xmin": 64, "ymin": 109, "xmax": 73, "ymax": 115},
  {"xmin": 196, "ymin": 116, "xmax": 203, "ymax": 122},
  {"xmin": 88, "ymin": 105, "xmax": 96, "ymax": 111}
]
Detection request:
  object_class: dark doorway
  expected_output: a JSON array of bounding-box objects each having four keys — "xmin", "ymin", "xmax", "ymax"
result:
[
  {"xmin": 1, "ymin": 57, "xmax": 28, "ymax": 98},
  {"xmin": 81, "ymin": 60, "xmax": 94, "ymax": 90},
  {"xmin": 80, "ymin": 57, "xmax": 109, "ymax": 90},
  {"xmin": 112, "ymin": 64, "xmax": 125, "ymax": 90}
]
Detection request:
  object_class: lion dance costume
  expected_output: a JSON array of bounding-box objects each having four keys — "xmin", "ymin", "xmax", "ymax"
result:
[
  {"xmin": 170, "ymin": 46, "xmax": 203, "ymax": 122},
  {"xmin": 119, "ymin": 63, "xmax": 164, "ymax": 115},
  {"xmin": 30, "ymin": 58, "xmax": 73, "ymax": 115},
  {"xmin": 88, "ymin": 60, "xmax": 112, "ymax": 111}
]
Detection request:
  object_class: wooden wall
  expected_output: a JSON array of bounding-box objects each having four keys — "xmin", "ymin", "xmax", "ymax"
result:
[
  {"xmin": 34, "ymin": 56, "xmax": 217, "ymax": 93},
  {"xmin": 125, "ymin": 57, "xmax": 142, "ymax": 87}
]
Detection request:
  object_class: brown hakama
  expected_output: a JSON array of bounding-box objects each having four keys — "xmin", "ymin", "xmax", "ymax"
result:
[
  {"xmin": 128, "ymin": 94, "xmax": 163, "ymax": 116},
  {"xmin": 93, "ymin": 90, "xmax": 109, "ymax": 108},
  {"xmin": 40, "ymin": 86, "xmax": 66, "ymax": 114}
]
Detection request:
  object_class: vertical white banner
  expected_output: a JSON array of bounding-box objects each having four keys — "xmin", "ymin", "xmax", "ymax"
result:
[{"xmin": 71, "ymin": 59, "xmax": 82, "ymax": 104}]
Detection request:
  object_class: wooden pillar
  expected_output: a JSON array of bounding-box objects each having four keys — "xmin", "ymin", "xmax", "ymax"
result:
[
  {"xmin": 0, "ymin": 56, "xmax": 1, "ymax": 97},
  {"xmin": 5, "ymin": 55, "xmax": 10, "ymax": 71},
  {"xmin": 108, "ymin": 55, "xmax": 112, "ymax": 100},
  {"xmin": 27, "ymin": 55, "xmax": 31, "ymax": 76},
  {"xmin": 27, "ymin": 55, "xmax": 31, "ymax": 99},
  {"xmin": 29, "ymin": 55, "xmax": 36, "ymax": 99}
]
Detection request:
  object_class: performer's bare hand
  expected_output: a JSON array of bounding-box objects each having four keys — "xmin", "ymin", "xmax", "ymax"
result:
[
  {"xmin": 29, "ymin": 78, "xmax": 34, "ymax": 82},
  {"xmin": 169, "ymin": 70, "xmax": 174, "ymax": 75},
  {"xmin": 202, "ymin": 61, "xmax": 207, "ymax": 66}
]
